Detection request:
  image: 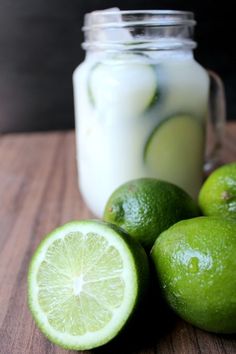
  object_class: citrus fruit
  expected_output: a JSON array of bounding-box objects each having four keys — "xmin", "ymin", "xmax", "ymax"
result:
[
  {"xmin": 151, "ymin": 216, "xmax": 236, "ymax": 333},
  {"xmin": 199, "ymin": 162, "xmax": 236, "ymax": 219},
  {"xmin": 103, "ymin": 178, "xmax": 199, "ymax": 249},
  {"xmin": 144, "ymin": 114, "xmax": 205, "ymax": 199},
  {"xmin": 28, "ymin": 220, "xmax": 149, "ymax": 350}
]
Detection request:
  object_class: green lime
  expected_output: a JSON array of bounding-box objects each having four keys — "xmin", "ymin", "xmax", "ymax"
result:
[
  {"xmin": 103, "ymin": 178, "xmax": 199, "ymax": 250},
  {"xmin": 144, "ymin": 114, "xmax": 205, "ymax": 199},
  {"xmin": 28, "ymin": 220, "xmax": 149, "ymax": 350},
  {"xmin": 199, "ymin": 162, "xmax": 236, "ymax": 219},
  {"xmin": 151, "ymin": 216, "xmax": 236, "ymax": 333}
]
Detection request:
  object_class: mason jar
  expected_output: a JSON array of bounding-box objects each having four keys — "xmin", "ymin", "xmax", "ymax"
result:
[{"xmin": 73, "ymin": 9, "xmax": 225, "ymax": 217}]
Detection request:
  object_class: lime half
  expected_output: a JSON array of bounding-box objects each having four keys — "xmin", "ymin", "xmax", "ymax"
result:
[{"xmin": 28, "ymin": 220, "xmax": 149, "ymax": 350}]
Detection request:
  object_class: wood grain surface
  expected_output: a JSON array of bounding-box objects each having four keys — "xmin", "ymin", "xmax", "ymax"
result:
[{"xmin": 0, "ymin": 124, "xmax": 236, "ymax": 354}]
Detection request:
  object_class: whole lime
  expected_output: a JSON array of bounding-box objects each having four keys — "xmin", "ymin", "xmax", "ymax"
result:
[
  {"xmin": 151, "ymin": 216, "xmax": 236, "ymax": 333},
  {"xmin": 199, "ymin": 162, "xmax": 236, "ymax": 219},
  {"xmin": 103, "ymin": 178, "xmax": 199, "ymax": 249}
]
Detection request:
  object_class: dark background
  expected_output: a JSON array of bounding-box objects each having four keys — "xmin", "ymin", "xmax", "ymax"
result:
[{"xmin": 0, "ymin": 0, "xmax": 235, "ymax": 133}]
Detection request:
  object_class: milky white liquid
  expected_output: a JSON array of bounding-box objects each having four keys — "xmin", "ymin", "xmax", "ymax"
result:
[{"xmin": 73, "ymin": 51, "xmax": 209, "ymax": 217}]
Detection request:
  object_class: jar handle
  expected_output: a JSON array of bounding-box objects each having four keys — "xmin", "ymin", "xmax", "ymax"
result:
[{"xmin": 204, "ymin": 70, "xmax": 226, "ymax": 173}]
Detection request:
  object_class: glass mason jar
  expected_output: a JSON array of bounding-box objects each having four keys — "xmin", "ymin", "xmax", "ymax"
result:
[{"xmin": 73, "ymin": 9, "xmax": 226, "ymax": 217}]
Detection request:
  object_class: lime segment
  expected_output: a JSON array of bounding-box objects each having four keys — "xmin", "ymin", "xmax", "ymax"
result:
[
  {"xmin": 144, "ymin": 114, "xmax": 205, "ymax": 198},
  {"xmin": 28, "ymin": 220, "xmax": 149, "ymax": 350}
]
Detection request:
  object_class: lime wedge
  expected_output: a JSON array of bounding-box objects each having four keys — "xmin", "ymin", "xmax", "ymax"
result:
[
  {"xmin": 28, "ymin": 220, "xmax": 149, "ymax": 350},
  {"xmin": 144, "ymin": 114, "xmax": 205, "ymax": 198}
]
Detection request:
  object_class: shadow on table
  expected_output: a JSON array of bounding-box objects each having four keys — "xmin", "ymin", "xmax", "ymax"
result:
[{"xmin": 95, "ymin": 267, "xmax": 177, "ymax": 354}]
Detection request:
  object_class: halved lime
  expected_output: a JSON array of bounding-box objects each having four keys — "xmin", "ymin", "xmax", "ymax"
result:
[
  {"xmin": 144, "ymin": 114, "xmax": 205, "ymax": 198},
  {"xmin": 28, "ymin": 220, "xmax": 149, "ymax": 350},
  {"xmin": 88, "ymin": 56, "xmax": 158, "ymax": 115}
]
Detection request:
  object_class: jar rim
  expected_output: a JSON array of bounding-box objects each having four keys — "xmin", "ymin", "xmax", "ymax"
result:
[
  {"xmin": 82, "ymin": 9, "xmax": 196, "ymax": 52},
  {"xmin": 83, "ymin": 9, "xmax": 196, "ymax": 31}
]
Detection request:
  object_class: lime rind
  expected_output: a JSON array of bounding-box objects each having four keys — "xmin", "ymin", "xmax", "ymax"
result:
[
  {"xmin": 103, "ymin": 178, "xmax": 199, "ymax": 250},
  {"xmin": 28, "ymin": 220, "xmax": 148, "ymax": 350},
  {"xmin": 151, "ymin": 216, "xmax": 236, "ymax": 333},
  {"xmin": 199, "ymin": 162, "xmax": 236, "ymax": 219}
]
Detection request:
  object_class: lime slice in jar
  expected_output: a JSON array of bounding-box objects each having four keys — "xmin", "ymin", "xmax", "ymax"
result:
[{"xmin": 144, "ymin": 114, "xmax": 205, "ymax": 197}]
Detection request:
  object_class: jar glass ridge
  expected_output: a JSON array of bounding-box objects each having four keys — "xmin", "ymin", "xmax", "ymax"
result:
[{"xmin": 82, "ymin": 10, "xmax": 196, "ymax": 52}]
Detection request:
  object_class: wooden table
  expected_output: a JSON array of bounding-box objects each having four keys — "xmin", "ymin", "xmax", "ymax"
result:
[{"xmin": 0, "ymin": 123, "xmax": 236, "ymax": 354}]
